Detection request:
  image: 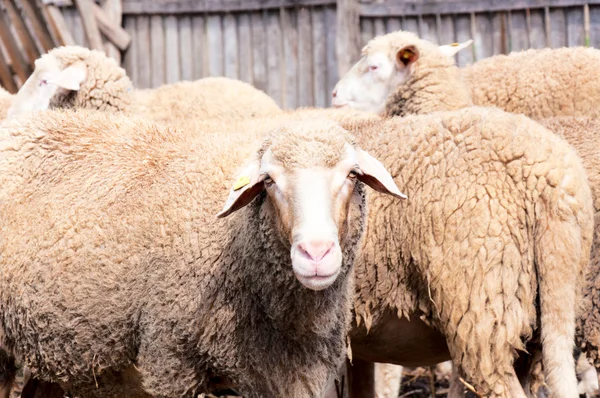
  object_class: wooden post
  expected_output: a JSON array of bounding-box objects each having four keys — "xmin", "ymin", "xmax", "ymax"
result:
[
  {"xmin": 102, "ymin": 0, "xmax": 123, "ymax": 62},
  {"xmin": 74, "ymin": 0, "xmax": 104, "ymax": 51},
  {"xmin": 336, "ymin": 0, "xmax": 361, "ymax": 78}
]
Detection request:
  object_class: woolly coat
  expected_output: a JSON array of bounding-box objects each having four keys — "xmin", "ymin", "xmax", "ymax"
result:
[
  {"xmin": 0, "ymin": 110, "xmax": 364, "ymax": 397},
  {"xmin": 343, "ymin": 107, "xmax": 593, "ymax": 395},
  {"xmin": 463, "ymin": 47, "xmax": 600, "ymax": 120}
]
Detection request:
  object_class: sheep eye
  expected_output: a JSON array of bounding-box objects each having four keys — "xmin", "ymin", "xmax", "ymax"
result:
[
  {"xmin": 347, "ymin": 170, "xmax": 358, "ymax": 179},
  {"xmin": 39, "ymin": 79, "xmax": 48, "ymax": 86},
  {"xmin": 368, "ymin": 65, "xmax": 378, "ymax": 71},
  {"xmin": 264, "ymin": 175, "xmax": 274, "ymax": 187}
]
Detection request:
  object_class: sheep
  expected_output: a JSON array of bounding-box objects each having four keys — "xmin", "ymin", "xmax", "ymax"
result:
[
  {"xmin": 0, "ymin": 109, "xmax": 404, "ymax": 397},
  {"xmin": 129, "ymin": 77, "xmax": 283, "ymax": 124},
  {"xmin": 6, "ymin": 45, "xmax": 132, "ymax": 119},
  {"xmin": 339, "ymin": 106, "xmax": 594, "ymax": 397}
]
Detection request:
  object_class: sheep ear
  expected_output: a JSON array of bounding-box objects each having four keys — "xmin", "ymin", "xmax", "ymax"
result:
[
  {"xmin": 54, "ymin": 61, "xmax": 87, "ymax": 90},
  {"xmin": 438, "ymin": 40, "xmax": 473, "ymax": 57},
  {"xmin": 356, "ymin": 148, "xmax": 407, "ymax": 200},
  {"xmin": 217, "ymin": 161, "xmax": 266, "ymax": 218},
  {"xmin": 396, "ymin": 45, "xmax": 419, "ymax": 67}
]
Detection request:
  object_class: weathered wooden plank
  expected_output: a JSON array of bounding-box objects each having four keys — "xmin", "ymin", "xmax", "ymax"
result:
[
  {"xmin": 474, "ymin": 13, "xmax": 494, "ymax": 60},
  {"xmin": 192, "ymin": 15, "xmax": 206, "ymax": 79},
  {"xmin": 360, "ymin": 18, "xmax": 373, "ymax": 47},
  {"xmin": 122, "ymin": 0, "xmax": 336, "ymax": 14},
  {"xmin": 3, "ymin": 0, "xmax": 40, "ymax": 62},
  {"xmin": 223, "ymin": 13, "xmax": 238, "ymax": 79},
  {"xmin": 419, "ymin": 14, "xmax": 438, "ymax": 42},
  {"xmin": 337, "ymin": 0, "xmax": 361, "ymax": 78},
  {"xmin": 123, "ymin": 16, "xmax": 138, "ymax": 86},
  {"xmin": 297, "ymin": 6, "xmax": 313, "ymax": 106},
  {"xmin": 237, "ymin": 13, "xmax": 252, "ymax": 84},
  {"xmin": 178, "ymin": 16, "xmax": 193, "ymax": 81},
  {"xmin": 402, "ymin": 16, "xmax": 419, "ymax": 35},
  {"xmin": 0, "ymin": 7, "xmax": 30, "ymax": 82},
  {"xmin": 74, "ymin": 0, "xmax": 103, "ymax": 50},
  {"xmin": 373, "ymin": 17, "xmax": 385, "ymax": 37},
  {"xmin": 281, "ymin": 6, "xmax": 297, "ymax": 108},
  {"xmin": 439, "ymin": 15, "xmax": 455, "ymax": 46},
  {"xmin": 566, "ymin": 6, "xmax": 585, "ymax": 46},
  {"xmin": 491, "ymin": 11, "xmax": 508, "ymax": 54},
  {"xmin": 265, "ymin": 9, "xmax": 282, "ymax": 106},
  {"xmin": 528, "ymin": 8, "xmax": 547, "ymax": 48},
  {"xmin": 18, "ymin": 0, "xmax": 55, "ymax": 51},
  {"xmin": 509, "ymin": 10, "xmax": 529, "ymax": 51},
  {"xmin": 0, "ymin": 46, "xmax": 17, "ymax": 92},
  {"xmin": 455, "ymin": 14, "xmax": 473, "ymax": 66},
  {"xmin": 312, "ymin": 6, "xmax": 327, "ymax": 107},
  {"xmin": 360, "ymin": 0, "xmax": 600, "ymax": 17},
  {"xmin": 549, "ymin": 7, "xmax": 567, "ymax": 47},
  {"xmin": 590, "ymin": 5, "xmax": 600, "ymax": 48},
  {"xmin": 164, "ymin": 15, "xmax": 179, "ymax": 84},
  {"xmin": 250, "ymin": 11, "xmax": 267, "ymax": 91},
  {"xmin": 93, "ymin": 1, "xmax": 131, "ymax": 51},
  {"xmin": 206, "ymin": 14, "xmax": 223, "ymax": 77},
  {"xmin": 386, "ymin": 17, "xmax": 402, "ymax": 33},
  {"xmin": 43, "ymin": 5, "xmax": 76, "ymax": 46},
  {"xmin": 150, "ymin": 15, "xmax": 165, "ymax": 86},
  {"xmin": 136, "ymin": 15, "xmax": 151, "ymax": 88},
  {"xmin": 71, "ymin": 7, "xmax": 88, "ymax": 46},
  {"xmin": 325, "ymin": 5, "xmax": 337, "ymax": 106},
  {"xmin": 102, "ymin": 0, "xmax": 123, "ymax": 61}
]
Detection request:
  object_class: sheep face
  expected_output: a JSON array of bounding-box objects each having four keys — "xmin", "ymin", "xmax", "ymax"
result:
[{"xmin": 217, "ymin": 120, "xmax": 406, "ymax": 291}]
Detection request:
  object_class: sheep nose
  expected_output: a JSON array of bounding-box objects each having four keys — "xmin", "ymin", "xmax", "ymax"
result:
[
  {"xmin": 298, "ymin": 240, "xmax": 334, "ymax": 262},
  {"xmin": 332, "ymin": 89, "xmax": 337, "ymax": 98}
]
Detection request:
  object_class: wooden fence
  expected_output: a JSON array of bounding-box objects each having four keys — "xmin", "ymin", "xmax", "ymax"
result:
[{"xmin": 52, "ymin": 0, "xmax": 600, "ymax": 108}]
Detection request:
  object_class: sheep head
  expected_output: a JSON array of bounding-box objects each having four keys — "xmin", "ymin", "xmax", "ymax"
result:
[{"xmin": 217, "ymin": 119, "xmax": 406, "ymax": 291}]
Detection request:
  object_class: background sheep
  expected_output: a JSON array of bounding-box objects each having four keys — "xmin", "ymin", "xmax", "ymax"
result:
[{"xmin": 0, "ymin": 109, "xmax": 403, "ymax": 397}]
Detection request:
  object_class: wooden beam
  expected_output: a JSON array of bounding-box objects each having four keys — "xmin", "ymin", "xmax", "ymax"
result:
[
  {"xmin": 0, "ymin": 51, "xmax": 17, "ymax": 92},
  {"xmin": 73, "ymin": 0, "xmax": 103, "ymax": 50},
  {"xmin": 17, "ymin": 0, "xmax": 56, "ymax": 52},
  {"xmin": 0, "ymin": 6, "xmax": 32, "ymax": 83},
  {"xmin": 360, "ymin": 0, "xmax": 600, "ymax": 17},
  {"xmin": 93, "ymin": 0, "xmax": 130, "ymax": 51},
  {"xmin": 43, "ymin": 4, "xmax": 76, "ymax": 45},
  {"xmin": 2, "ymin": 0, "xmax": 40, "ymax": 63},
  {"xmin": 121, "ymin": 0, "xmax": 336, "ymax": 14},
  {"xmin": 101, "ymin": 0, "xmax": 123, "ymax": 61},
  {"xmin": 336, "ymin": 0, "xmax": 361, "ymax": 77}
]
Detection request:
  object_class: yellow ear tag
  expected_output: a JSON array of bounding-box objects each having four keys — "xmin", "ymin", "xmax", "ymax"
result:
[
  {"xmin": 402, "ymin": 51, "xmax": 412, "ymax": 59},
  {"xmin": 233, "ymin": 175, "xmax": 251, "ymax": 191},
  {"xmin": 450, "ymin": 42, "xmax": 460, "ymax": 46}
]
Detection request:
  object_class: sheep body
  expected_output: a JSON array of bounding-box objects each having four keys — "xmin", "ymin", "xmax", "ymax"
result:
[{"xmin": 0, "ymin": 109, "xmax": 374, "ymax": 397}]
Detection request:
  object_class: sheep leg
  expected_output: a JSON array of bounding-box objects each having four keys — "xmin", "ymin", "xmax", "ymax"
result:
[
  {"xmin": 347, "ymin": 358, "xmax": 375, "ymax": 398},
  {"xmin": 0, "ymin": 350, "xmax": 15, "ymax": 398},
  {"xmin": 447, "ymin": 363, "xmax": 465, "ymax": 398},
  {"xmin": 536, "ymin": 220, "xmax": 581, "ymax": 397}
]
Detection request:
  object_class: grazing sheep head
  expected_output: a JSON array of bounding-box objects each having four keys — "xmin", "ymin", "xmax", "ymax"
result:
[
  {"xmin": 6, "ymin": 55, "xmax": 86, "ymax": 119},
  {"xmin": 217, "ymin": 119, "xmax": 406, "ymax": 291},
  {"xmin": 331, "ymin": 30, "xmax": 472, "ymax": 114}
]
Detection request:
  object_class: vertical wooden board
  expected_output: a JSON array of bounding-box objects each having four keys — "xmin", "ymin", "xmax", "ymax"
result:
[
  {"xmin": 474, "ymin": 13, "xmax": 494, "ymax": 60},
  {"xmin": 223, "ymin": 13, "xmax": 238, "ymax": 79},
  {"xmin": 491, "ymin": 12, "xmax": 508, "ymax": 55},
  {"xmin": 266, "ymin": 9, "xmax": 282, "ymax": 106},
  {"xmin": 455, "ymin": 14, "xmax": 473, "ymax": 66},
  {"xmin": 250, "ymin": 11, "xmax": 267, "ymax": 92},
  {"xmin": 549, "ymin": 8, "xmax": 567, "ymax": 48},
  {"xmin": 179, "ymin": 16, "xmax": 193, "ymax": 81},
  {"xmin": 150, "ymin": 15, "xmax": 165, "ymax": 87},
  {"xmin": 325, "ymin": 6, "xmax": 337, "ymax": 107},
  {"xmin": 312, "ymin": 6, "xmax": 327, "ymax": 108},
  {"xmin": 403, "ymin": 16, "xmax": 419, "ymax": 35},
  {"xmin": 528, "ymin": 8, "xmax": 546, "ymax": 48},
  {"xmin": 136, "ymin": 15, "xmax": 151, "ymax": 88},
  {"xmin": 509, "ymin": 10, "xmax": 529, "ymax": 51},
  {"xmin": 4, "ymin": 0, "xmax": 40, "ymax": 63},
  {"xmin": 566, "ymin": 6, "xmax": 585, "ymax": 46},
  {"xmin": 237, "ymin": 13, "xmax": 252, "ymax": 84},
  {"xmin": 419, "ymin": 15, "xmax": 438, "ymax": 43},
  {"xmin": 297, "ymin": 6, "xmax": 313, "ymax": 107},
  {"xmin": 590, "ymin": 5, "xmax": 600, "ymax": 49},
  {"xmin": 360, "ymin": 18, "xmax": 373, "ymax": 47},
  {"xmin": 439, "ymin": 15, "xmax": 455, "ymax": 47},
  {"xmin": 71, "ymin": 10, "xmax": 88, "ymax": 47},
  {"xmin": 281, "ymin": 7, "xmax": 297, "ymax": 109},
  {"xmin": 165, "ymin": 15, "xmax": 179, "ymax": 84},
  {"xmin": 123, "ymin": 16, "xmax": 138, "ymax": 86},
  {"xmin": 206, "ymin": 14, "xmax": 223, "ymax": 77},
  {"xmin": 386, "ymin": 17, "xmax": 402, "ymax": 34},
  {"xmin": 192, "ymin": 15, "xmax": 206, "ymax": 79},
  {"xmin": 373, "ymin": 18, "xmax": 385, "ymax": 37}
]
